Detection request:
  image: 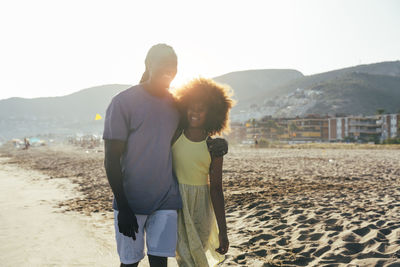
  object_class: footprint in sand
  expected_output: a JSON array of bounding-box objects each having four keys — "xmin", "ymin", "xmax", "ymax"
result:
[
  {"xmin": 297, "ymin": 234, "xmax": 307, "ymax": 241},
  {"xmin": 343, "ymin": 242, "xmax": 365, "ymax": 255},
  {"xmin": 379, "ymin": 228, "xmax": 392, "ymax": 235},
  {"xmin": 248, "ymin": 233, "xmax": 275, "ymax": 244},
  {"xmin": 313, "ymin": 245, "xmax": 331, "ymax": 257},
  {"xmin": 276, "ymin": 231, "xmax": 285, "ymax": 236},
  {"xmin": 374, "ymin": 232, "xmax": 389, "ymax": 242},
  {"xmin": 272, "ymin": 224, "xmax": 289, "ymax": 231},
  {"xmin": 276, "ymin": 237, "xmax": 288, "ymax": 246},
  {"xmin": 296, "ymin": 215, "xmax": 308, "ymax": 222},
  {"xmin": 259, "ymin": 215, "xmax": 270, "ymax": 222},
  {"xmin": 254, "ymin": 249, "xmax": 267, "ymax": 257},
  {"xmin": 321, "ymin": 253, "xmax": 352, "ymax": 264},
  {"xmin": 386, "ymin": 222, "xmax": 400, "ymax": 230},
  {"xmin": 292, "ymin": 245, "xmax": 305, "ymax": 254},
  {"xmin": 355, "ymin": 251, "xmax": 390, "ymax": 260},
  {"xmin": 309, "ymin": 233, "xmax": 324, "ymax": 241},
  {"xmin": 377, "ymin": 242, "xmax": 389, "ymax": 253},
  {"xmin": 342, "ymin": 233, "xmax": 358, "ymax": 242},
  {"xmin": 292, "ymin": 209, "xmax": 304, "ymax": 215},
  {"xmin": 253, "ymin": 210, "xmax": 267, "ymax": 217},
  {"xmin": 376, "ymin": 220, "xmax": 386, "ymax": 227},
  {"xmin": 367, "ymin": 223, "xmax": 378, "ymax": 229},
  {"xmin": 325, "ymin": 218, "xmax": 338, "ymax": 224},
  {"xmin": 353, "ymin": 226, "xmax": 370, "ymax": 237},
  {"xmin": 233, "ymin": 254, "xmax": 246, "ymax": 264},
  {"xmin": 298, "ymin": 223, "xmax": 310, "ymax": 229},
  {"xmin": 326, "ymin": 224, "xmax": 343, "ymax": 232},
  {"xmin": 279, "ymin": 208, "xmax": 289, "ymax": 214},
  {"xmin": 304, "ymin": 217, "xmax": 319, "ymax": 224}
]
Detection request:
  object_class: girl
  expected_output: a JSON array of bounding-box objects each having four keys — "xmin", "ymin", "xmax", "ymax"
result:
[{"xmin": 172, "ymin": 78, "xmax": 235, "ymax": 266}]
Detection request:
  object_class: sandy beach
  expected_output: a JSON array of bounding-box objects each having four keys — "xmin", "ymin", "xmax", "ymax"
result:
[
  {"xmin": 1, "ymin": 144, "xmax": 400, "ymax": 266},
  {"xmin": 0, "ymin": 154, "xmax": 177, "ymax": 267},
  {"xmin": 0, "ymin": 157, "xmax": 118, "ymax": 266}
]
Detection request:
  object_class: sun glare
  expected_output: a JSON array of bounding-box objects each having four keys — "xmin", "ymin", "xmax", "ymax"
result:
[{"xmin": 170, "ymin": 75, "xmax": 190, "ymax": 92}]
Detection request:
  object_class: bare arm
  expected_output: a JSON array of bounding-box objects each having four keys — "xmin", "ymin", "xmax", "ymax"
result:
[
  {"xmin": 104, "ymin": 139, "xmax": 129, "ymax": 210},
  {"xmin": 104, "ymin": 139, "xmax": 138, "ymax": 239},
  {"xmin": 209, "ymin": 156, "xmax": 229, "ymax": 254},
  {"xmin": 171, "ymin": 127, "xmax": 183, "ymax": 146}
]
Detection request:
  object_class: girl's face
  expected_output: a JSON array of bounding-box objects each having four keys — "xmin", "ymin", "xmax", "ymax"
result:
[{"xmin": 187, "ymin": 102, "xmax": 207, "ymax": 129}]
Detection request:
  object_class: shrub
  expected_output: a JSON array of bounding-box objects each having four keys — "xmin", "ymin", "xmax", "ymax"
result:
[{"xmin": 383, "ymin": 137, "xmax": 400, "ymax": 144}]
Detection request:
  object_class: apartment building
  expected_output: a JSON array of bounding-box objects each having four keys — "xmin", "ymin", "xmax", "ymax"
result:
[
  {"xmin": 229, "ymin": 113, "xmax": 399, "ymax": 143},
  {"xmin": 289, "ymin": 116, "xmax": 329, "ymax": 141},
  {"xmin": 328, "ymin": 116, "xmax": 381, "ymax": 141},
  {"xmin": 378, "ymin": 113, "xmax": 400, "ymax": 140}
]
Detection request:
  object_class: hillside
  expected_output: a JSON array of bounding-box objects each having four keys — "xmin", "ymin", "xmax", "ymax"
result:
[
  {"xmin": 1, "ymin": 61, "xmax": 400, "ymax": 139},
  {"xmin": 213, "ymin": 69, "xmax": 304, "ymax": 106},
  {"xmin": 226, "ymin": 61, "xmax": 400, "ymax": 120},
  {"xmin": 272, "ymin": 72, "xmax": 400, "ymax": 118},
  {"xmin": 0, "ymin": 84, "xmax": 131, "ymax": 120},
  {"xmin": 0, "ymin": 84, "xmax": 131, "ymax": 139}
]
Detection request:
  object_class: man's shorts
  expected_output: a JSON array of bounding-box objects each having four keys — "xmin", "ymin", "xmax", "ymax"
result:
[{"xmin": 114, "ymin": 209, "xmax": 178, "ymax": 264}]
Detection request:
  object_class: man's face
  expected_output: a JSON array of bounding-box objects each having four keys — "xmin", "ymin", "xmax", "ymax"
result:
[{"xmin": 149, "ymin": 58, "xmax": 177, "ymax": 89}]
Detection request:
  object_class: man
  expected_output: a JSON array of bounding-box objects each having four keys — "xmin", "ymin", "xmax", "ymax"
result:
[{"xmin": 103, "ymin": 44, "xmax": 227, "ymax": 267}]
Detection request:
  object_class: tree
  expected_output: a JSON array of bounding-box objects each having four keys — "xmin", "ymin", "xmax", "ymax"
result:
[
  {"xmin": 289, "ymin": 122, "xmax": 299, "ymax": 131},
  {"xmin": 376, "ymin": 108, "xmax": 385, "ymax": 115}
]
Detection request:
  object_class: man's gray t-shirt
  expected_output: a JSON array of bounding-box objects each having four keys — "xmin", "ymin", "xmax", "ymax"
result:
[{"xmin": 103, "ymin": 84, "xmax": 182, "ymax": 215}]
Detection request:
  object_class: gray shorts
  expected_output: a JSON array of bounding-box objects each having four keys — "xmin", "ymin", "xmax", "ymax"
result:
[{"xmin": 114, "ymin": 209, "xmax": 178, "ymax": 264}]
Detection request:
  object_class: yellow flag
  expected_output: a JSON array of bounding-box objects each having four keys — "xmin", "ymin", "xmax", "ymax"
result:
[
  {"xmin": 95, "ymin": 114, "xmax": 102, "ymax": 120},
  {"xmin": 245, "ymin": 123, "xmax": 250, "ymax": 127}
]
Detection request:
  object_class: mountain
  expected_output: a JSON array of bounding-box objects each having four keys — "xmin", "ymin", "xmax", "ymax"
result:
[
  {"xmin": 0, "ymin": 84, "xmax": 131, "ymax": 120},
  {"xmin": 274, "ymin": 61, "xmax": 400, "ymax": 97},
  {"xmin": 218, "ymin": 61, "xmax": 400, "ymax": 120},
  {"xmin": 0, "ymin": 61, "xmax": 399, "ymax": 139},
  {"xmin": 272, "ymin": 72, "xmax": 400, "ymax": 118},
  {"xmin": 213, "ymin": 69, "xmax": 304, "ymax": 106},
  {"xmin": 0, "ymin": 84, "xmax": 131, "ymax": 139}
]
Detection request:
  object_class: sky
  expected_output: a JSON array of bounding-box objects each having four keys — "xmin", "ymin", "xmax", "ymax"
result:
[{"xmin": 0, "ymin": 0, "xmax": 399, "ymax": 100}]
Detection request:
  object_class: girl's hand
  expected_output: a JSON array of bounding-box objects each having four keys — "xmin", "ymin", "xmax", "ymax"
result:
[{"xmin": 216, "ymin": 233, "xmax": 229, "ymax": 255}]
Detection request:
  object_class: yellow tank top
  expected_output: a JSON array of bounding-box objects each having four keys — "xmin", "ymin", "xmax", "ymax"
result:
[{"xmin": 172, "ymin": 132, "xmax": 211, "ymax": 186}]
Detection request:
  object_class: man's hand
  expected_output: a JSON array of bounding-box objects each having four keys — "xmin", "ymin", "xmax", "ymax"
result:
[
  {"xmin": 118, "ymin": 207, "xmax": 139, "ymax": 240},
  {"xmin": 104, "ymin": 140, "xmax": 139, "ymax": 240},
  {"xmin": 215, "ymin": 233, "xmax": 229, "ymax": 255},
  {"xmin": 207, "ymin": 137, "xmax": 228, "ymax": 157}
]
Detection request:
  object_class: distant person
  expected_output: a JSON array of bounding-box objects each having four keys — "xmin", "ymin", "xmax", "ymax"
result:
[
  {"xmin": 172, "ymin": 78, "xmax": 234, "ymax": 266},
  {"xmin": 103, "ymin": 44, "xmax": 228, "ymax": 267},
  {"xmin": 23, "ymin": 138, "xmax": 30, "ymax": 150}
]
